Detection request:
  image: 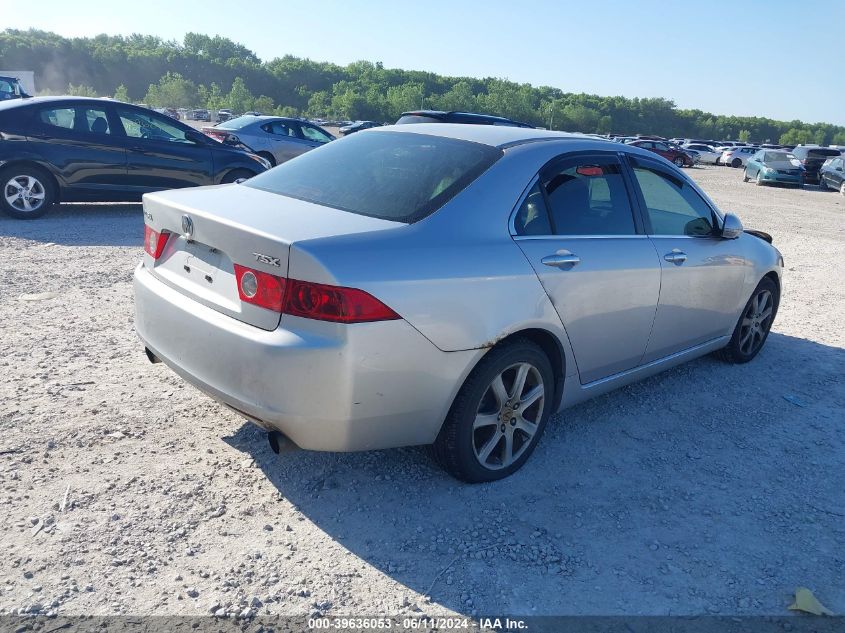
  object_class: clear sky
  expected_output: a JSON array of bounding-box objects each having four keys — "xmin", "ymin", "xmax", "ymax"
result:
[{"xmin": 5, "ymin": 0, "xmax": 844, "ymax": 125}]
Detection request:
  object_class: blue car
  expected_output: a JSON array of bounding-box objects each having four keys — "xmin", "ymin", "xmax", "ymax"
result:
[{"xmin": 743, "ymin": 150, "xmax": 804, "ymax": 188}]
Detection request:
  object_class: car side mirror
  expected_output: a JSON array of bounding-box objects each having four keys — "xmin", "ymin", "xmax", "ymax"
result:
[
  {"xmin": 721, "ymin": 213, "xmax": 743, "ymax": 239},
  {"xmin": 185, "ymin": 129, "xmax": 206, "ymax": 145}
]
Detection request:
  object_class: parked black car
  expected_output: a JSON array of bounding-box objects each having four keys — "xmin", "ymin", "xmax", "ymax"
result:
[
  {"xmin": 338, "ymin": 120, "xmax": 380, "ymax": 135},
  {"xmin": 396, "ymin": 110, "xmax": 534, "ymax": 128},
  {"xmin": 0, "ymin": 97, "xmax": 270, "ymax": 219},
  {"xmin": 790, "ymin": 146, "xmax": 842, "ymax": 184},
  {"xmin": 819, "ymin": 155, "xmax": 845, "ymax": 195}
]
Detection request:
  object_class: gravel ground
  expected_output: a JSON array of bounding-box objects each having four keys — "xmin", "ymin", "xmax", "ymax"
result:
[{"xmin": 0, "ymin": 165, "xmax": 843, "ymax": 619}]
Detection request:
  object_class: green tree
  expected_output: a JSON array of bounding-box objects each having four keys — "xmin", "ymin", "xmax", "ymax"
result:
[
  {"xmin": 143, "ymin": 72, "xmax": 198, "ymax": 108},
  {"xmin": 66, "ymin": 83, "xmax": 98, "ymax": 97},
  {"xmin": 306, "ymin": 91, "xmax": 332, "ymax": 117},
  {"xmin": 274, "ymin": 105, "xmax": 299, "ymax": 117},
  {"xmin": 225, "ymin": 77, "xmax": 254, "ymax": 112},
  {"xmin": 252, "ymin": 95, "xmax": 275, "ymax": 114},
  {"xmin": 385, "ymin": 82, "xmax": 424, "ymax": 119},
  {"xmin": 431, "ymin": 81, "xmax": 477, "ymax": 113},
  {"xmin": 779, "ymin": 128, "xmax": 814, "ymax": 145},
  {"xmin": 199, "ymin": 82, "xmax": 224, "ymax": 111},
  {"xmin": 738, "ymin": 129, "xmax": 751, "ymax": 142},
  {"xmin": 113, "ymin": 84, "xmax": 130, "ymax": 102}
]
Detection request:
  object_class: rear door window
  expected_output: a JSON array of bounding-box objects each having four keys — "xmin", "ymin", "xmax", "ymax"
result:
[
  {"xmin": 38, "ymin": 106, "xmax": 111, "ymax": 135},
  {"xmin": 513, "ymin": 183, "xmax": 552, "ymax": 236},
  {"xmin": 261, "ymin": 120, "xmax": 296, "ymax": 136},
  {"xmin": 539, "ymin": 157, "xmax": 637, "ymax": 236}
]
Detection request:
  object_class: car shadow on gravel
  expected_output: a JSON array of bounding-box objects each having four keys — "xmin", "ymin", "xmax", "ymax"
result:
[
  {"xmin": 226, "ymin": 331, "xmax": 845, "ymax": 616},
  {"xmin": 0, "ymin": 203, "xmax": 143, "ymax": 246}
]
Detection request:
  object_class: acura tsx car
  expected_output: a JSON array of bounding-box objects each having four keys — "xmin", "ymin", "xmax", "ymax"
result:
[{"xmin": 134, "ymin": 124, "xmax": 783, "ymax": 482}]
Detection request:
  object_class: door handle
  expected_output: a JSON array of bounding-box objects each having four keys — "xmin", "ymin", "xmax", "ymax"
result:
[
  {"xmin": 542, "ymin": 252, "xmax": 581, "ymax": 269},
  {"xmin": 664, "ymin": 250, "xmax": 687, "ymax": 264}
]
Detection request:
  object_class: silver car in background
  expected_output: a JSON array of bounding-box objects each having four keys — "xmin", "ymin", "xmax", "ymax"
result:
[
  {"xmin": 202, "ymin": 115, "xmax": 335, "ymax": 166},
  {"xmin": 682, "ymin": 143, "xmax": 723, "ymax": 164},
  {"xmin": 134, "ymin": 125, "xmax": 783, "ymax": 482}
]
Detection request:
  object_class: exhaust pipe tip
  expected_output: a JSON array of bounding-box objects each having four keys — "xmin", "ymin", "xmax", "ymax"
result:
[
  {"xmin": 145, "ymin": 348, "xmax": 161, "ymax": 364},
  {"xmin": 268, "ymin": 431, "xmax": 295, "ymax": 455}
]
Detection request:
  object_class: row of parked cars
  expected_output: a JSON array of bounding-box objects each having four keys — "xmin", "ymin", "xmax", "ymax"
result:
[
  {"xmin": 2, "ymin": 96, "xmax": 842, "ymax": 220},
  {"xmin": 609, "ymin": 133, "xmax": 845, "ymax": 190}
]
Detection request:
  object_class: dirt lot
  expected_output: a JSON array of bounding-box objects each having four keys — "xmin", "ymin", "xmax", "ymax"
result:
[{"xmin": 0, "ymin": 165, "xmax": 843, "ymax": 619}]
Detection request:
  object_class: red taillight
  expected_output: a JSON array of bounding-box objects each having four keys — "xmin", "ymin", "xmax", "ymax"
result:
[
  {"xmin": 234, "ymin": 264, "xmax": 286, "ymax": 312},
  {"xmin": 233, "ymin": 264, "xmax": 400, "ymax": 323},
  {"xmin": 285, "ymin": 279, "xmax": 400, "ymax": 323},
  {"xmin": 144, "ymin": 225, "xmax": 169, "ymax": 260}
]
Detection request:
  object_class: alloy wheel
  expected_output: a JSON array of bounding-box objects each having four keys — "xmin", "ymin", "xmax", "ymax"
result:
[
  {"xmin": 472, "ymin": 362, "xmax": 545, "ymax": 470},
  {"xmin": 739, "ymin": 289, "xmax": 773, "ymax": 355},
  {"xmin": 4, "ymin": 175, "xmax": 46, "ymax": 213},
  {"xmin": 841, "ymin": 182, "xmax": 845, "ymax": 197}
]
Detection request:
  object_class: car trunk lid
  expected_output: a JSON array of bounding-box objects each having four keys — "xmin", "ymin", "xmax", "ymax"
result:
[{"xmin": 142, "ymin": 183, "xmax": 402, "ymax": 330}]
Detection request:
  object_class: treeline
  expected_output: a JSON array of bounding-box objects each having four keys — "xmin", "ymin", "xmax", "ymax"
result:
[{"xmin": 2, "ymin": 28, "xmax": 844, "ymax": 145}]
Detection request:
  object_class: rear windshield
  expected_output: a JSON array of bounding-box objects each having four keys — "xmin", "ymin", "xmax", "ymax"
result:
[
  {"xmin": 807, "ymin": 149, "xmax": 841, "ymax": 158},
  {"xmin": 215, "ymin": 116, "xmax": 256, "ymax": 130},
  {"xmin": 245, "ymin": 130, "xmax": 502, "ymax": 223},
  {"xmin": 396, "ymin": 114, "xmax": 442, "ymax": 124},
  {"xmin": 764, "ymin": 152, "xmax": 796, "ymax": 162}
]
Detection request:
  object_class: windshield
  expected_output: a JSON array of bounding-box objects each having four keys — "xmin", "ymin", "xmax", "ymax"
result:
[{"xmin": 245, "ymin": 130, "xmax": 502, "ymax": 223}]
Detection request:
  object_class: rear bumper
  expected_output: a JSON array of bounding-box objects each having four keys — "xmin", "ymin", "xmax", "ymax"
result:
[{"xmin": 134, "ymin": 263, "xmax": 479, "ymax": 451}]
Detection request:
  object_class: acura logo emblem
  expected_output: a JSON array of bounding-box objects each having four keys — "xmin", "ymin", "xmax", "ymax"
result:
[{"xmin": 181, "ymin": 214, "xmax": 194, "ymax": 238}]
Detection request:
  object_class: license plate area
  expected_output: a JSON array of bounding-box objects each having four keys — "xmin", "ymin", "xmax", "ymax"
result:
[{"xmin": 183, "ymin": 241, "xmax": 222, "ymax": 283}]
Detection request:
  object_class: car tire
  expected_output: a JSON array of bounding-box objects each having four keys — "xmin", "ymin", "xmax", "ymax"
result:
[
  {"xmin": 755, "ymin": 172, "xmax": 764, "ymax": 186},
  {"xmin": 0, "ymin": 165, "xmax": 56, "ymax": 219},
  {"xmin": 742, "ymin": 171, "xmax": 749, "ymax": 183},
  {"xmin": 432, "ymin": 338, "xmax": 555, "ymax": 483},
  {"xmin": 715, "ymin": 158, "xmax": 721, "ymax": 165},
  {"xmin": 673, "ymin": 156, "xmax": 685, "ymax": 168},
  {"xmin": 221, "ymin": 169, "xmax": 256, "ymax": 184},
  {"xmin": 840, "ymin": 182, "xmax": 845, "ymax": 197},
  {"xmin": 731, "ymin": 158, "xmax": 742, "ymax": 168},
  {"xmin": 257, "ymin": 152, "xmax": 276, "ymax": 167},
  {"xmin": 716, "ymin": 276, "xmax": 778, "ymax": 364},
  {"xmin": 818, "ymin": 176, "xmax": 827, "ymax": 191}
]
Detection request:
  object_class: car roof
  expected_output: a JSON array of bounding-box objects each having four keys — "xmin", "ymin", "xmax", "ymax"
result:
[
  {"xmin": 0, "ymin": 95, "xmax": 161, "ymax": 113},
  {"xmin": 369, "ymin": 123, "xmax": 615, "ymax": 150},
  {"xmin": 0, "ymin": 95, "xmax": 116, "ymax": 112},
  {"xmin": 400, "ymin": 110, "xmax": 533, "ymax": 127}
]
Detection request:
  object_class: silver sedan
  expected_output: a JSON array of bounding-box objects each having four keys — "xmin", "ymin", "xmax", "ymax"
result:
[
  {"xmin": 134, "ymin": 125, "xmax": 783, "ymax": 482},
  {"xmin": 203, "ymin": 115, "xmax": 335, "ymax": 167}
]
